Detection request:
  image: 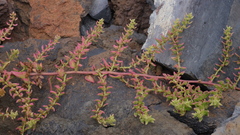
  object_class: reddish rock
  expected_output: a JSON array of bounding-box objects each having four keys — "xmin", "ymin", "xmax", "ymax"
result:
[
  {"xmin": 29, "ymin": 0, "xmax": 84, "ymax": 39},
  {"xmin": 110, "ymin": 0, "xmax": 152, "ymax": 34}
]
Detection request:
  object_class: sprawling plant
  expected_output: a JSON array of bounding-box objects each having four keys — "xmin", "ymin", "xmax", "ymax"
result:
[{"xmin": 0, "ymin": 12, "xmax": 239, "ymax": 134}]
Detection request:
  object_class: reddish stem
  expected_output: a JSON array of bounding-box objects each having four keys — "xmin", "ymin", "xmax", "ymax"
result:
[{"xmin": 8, "ymin": 71, "xmax": 237, "ymax": 91}]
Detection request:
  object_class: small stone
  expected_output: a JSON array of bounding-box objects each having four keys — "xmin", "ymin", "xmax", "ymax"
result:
[{"xmin": 89, "ymin": 0, "xmax": 112, "ymax": 23}]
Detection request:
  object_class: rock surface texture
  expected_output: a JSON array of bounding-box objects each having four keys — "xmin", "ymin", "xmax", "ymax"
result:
[
  {"xmin": 142, "ymin": 0, "xmax": 240, "ymax": 134},
  {"xmin": 0, "ymin": 30, "xmax": 195, "ymax": 135},
  {"xmin": 7, "ymin": 0, "xmax": 151, "ymax": 40},
  {"xmin": 142, "ymin": 0, "xmax": 239, "ymax": 84},
  {"xmin": 0, "ymin": 0, "xmax": 12, "ymax": 28},
  {"xmin": 6, "ymin": 0, "xmax": 31, "ymax": 41},
  {"xmin": 89, "ymin": 0, "xmax": 112, "ymax": 23},
  {"xmin": 0, "ymin": 25, "xmax": 239, "ymax": 135},
  {"xmin": 0, "ymin": 0, "xmax": 240, "ymax": 135},
  {"xmin": 213, "ymin": 102, "xmax": 240, "ymax": 135},
  {"xmin": 7, "ymin": 0, "xmax": 97, "ymax": 40},
  {"xmin": 28, "ymin": 0, "xmax": 83, "ymax": 39},
  {"xmin": 80, "ymin": 0, "xmax": 112, "ymax": 36},
  {"xmin": 110, "ymin": 0, "xmax": 152, "ymax": 34}
]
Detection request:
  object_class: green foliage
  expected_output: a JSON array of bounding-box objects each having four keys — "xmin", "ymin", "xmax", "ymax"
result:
[
  {"xmin": 152, "ymin": 13, "xmax": 239, "ymax": 121},
  {"xmin": 209, "ymin": 26, "xmax": 233, "ymax": 82},
  {"xmin": 0, "ymin": 12, "xmax": 239, "ymax": 134}
]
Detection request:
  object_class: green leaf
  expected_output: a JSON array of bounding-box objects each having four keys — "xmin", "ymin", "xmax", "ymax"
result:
[{"xmin": 140, "ymin": 114, "xmax": 155, "ymax": 125}]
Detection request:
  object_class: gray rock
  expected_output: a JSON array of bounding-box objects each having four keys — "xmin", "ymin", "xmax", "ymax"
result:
[
  {"xmin": 212, "ymin": 102, "xmax": 240, "ymax": 135},
  {"xmin": 222, "ymin": 102, "xmax": 240, "ymax": 125},
  {"xmin": 0, "ymin": 26, "xmax": 239, "ymax": 135},
  {"xmin": 142, "ymin": 0, "xmax": 239, "ymax": 85},
  {"xmin": 89, "ymin": 0, "xmax": 108, "ymax": 16},
  {"xmin": 77, "ymin": 0, "xmax": 94, "ymax": 17},
  {"xmin": 131, "ymin": 32, "xmax": 147, "ymax": 45},
  {"xmin": 80, "ymin": 15, "xmax": 97, "ymax": 36},
  {"xmin": 0, "ymin": 38, "xmax": 196, "ymax": 135},
  {"xmin": 1, "ymin": 1, "xmax": 240, "ymax": 133},
  {"xmin": 89, "ymin": 0, "xmax": 112, "ymax": 23},
  {"xmin": 30, "ymin": 77, "xmax": 196, "ymax": 135}
]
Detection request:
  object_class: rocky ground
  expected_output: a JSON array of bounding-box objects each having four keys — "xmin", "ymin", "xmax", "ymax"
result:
[
  {"xmin": 0, "ymin": 0, "xmax": 240, "ymax": 135},
  {"xmin": 0, "ymin": 25, "xmax": 196, "ymax": 135}
]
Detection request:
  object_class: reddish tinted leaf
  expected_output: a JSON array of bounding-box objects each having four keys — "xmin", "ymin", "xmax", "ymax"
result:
[
  {"xmin": 11, "ymin": 71, "xmax": 27, "ymax": 79},
  {"xmin": 85, "ymin": 75, "xmax": 95, "ymax": 83}
]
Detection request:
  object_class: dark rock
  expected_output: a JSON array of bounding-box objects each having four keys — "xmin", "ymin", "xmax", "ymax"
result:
[
  {"xmin": 90, "ymin": 6, "xmax": 112, "ymax": 23},
  {"xmin": 166, "ymin": 89, "xmax": 240, "ymax": 134},
  {"xmin": 29, "ymin": 76, "xmax": 195, "ymax": 135},
  {"xmin": 5, "ymin": 0, "xmax": 31, "ymax": 41},
  {"xmin": 0, "ymin": 0, "xmax": 12, "ymax": 28},
  {"xmin": 89, "ymin": 0, "xmax": 112, "ymax": 23},
  {"xmin": 78, "ymin": 0, "xmax": 94, "ymax": 17},
  {"xmin": 0, "ymin": 37, "xmax": 195, "ymax": 135},
  {"xmin": 2, "ymin": 0, "xmax": 240, "ymax": 134},
  {"xmin": 168, "ymin": 110, "xmax": 216, "ymax": 135},
  {"xmin": 109, "ymin": 0, "xmax": 152, "ymax": 34},
  {"xmin": 131, "ymin": 32, "xmax": 147, "ymax": 45},
  {"xmin": 146, "ymin": 0, "xmax": 155, "ymax": 10},
  {"xmin": 80, "ymin": 15, "xmax": 97, "ymax": 36}
]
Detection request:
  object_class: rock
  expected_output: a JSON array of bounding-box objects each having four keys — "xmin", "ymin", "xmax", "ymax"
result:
[
  {"xmin": 9, "ymin": 0, "xmax": 31, "ymax": 41},
  {"xmin": 212, "ymin": 102, "xmax": 240, "ymax": 135},
  {"xmin": 80, "ymin": 0, "xmax": 113, "ymax": 36},
  {"xmin": 100, "ymin": 25, "xmax": 144, "ymax": 50},
  {"xmin": 80, "ymin": 0, "xmax": 112, "ymax": 36},
  {"xmin": 146, "ymin": 0, "xmax": 155, "ymax": 10},
  {"xmin": 29, "ymin": 75, "xmax": 195, "ymax": 135},
  {"xmin": 168, "ymin": 110, "xmax": 216, "ymax": 135},
  {"xmin": 11, "ymin": 0, "xmax": 30, "ymax": 26},
  {"xmin": 80, "ymin": 15, "xmax": 97, "ymax": 36},
  {"xmin": 89, "ymin": 0, "xmax": 112, "ymax": 23},
  {"xmin": 142, "ymin": 0, "xmax": 239, "ymax": 84},
  {"xmin": 28, "ymin": 0, "xmax": 84, "ymax": 39},
  {"xmin": 167, "ymin": 89, "xmax": 240, "ymax": 134},
  {"xmin": 0, "ymin": 31, "xmax": 195, "ymax": 135},
  {"xmin": 1, "ymin": 0, "xmax": 240, "ymax": 134},
  {"xmin": 7, "ymin": 0, "xmax": 94, "ymax": 41},
  {"xmin": 131, "ymin": 32, "xmax": 147, "ymax": 45},
  {"xmin": 77, "ymin": 0, "xmax": 94, "ymax": 17},
  {"xmin": 0, "ymin": 0, "xmax": 12, "ymax": 28},
  {"xmin": 142, "ymin": 0, "xmax": 240, "ymax": 134},
  {"xmin": 15, "ymin": 0, "xmax": 28, "ymax": 2},
  {"xmin": 110, "ymin": 0, "xmax": 152, "ymax": 34}
]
